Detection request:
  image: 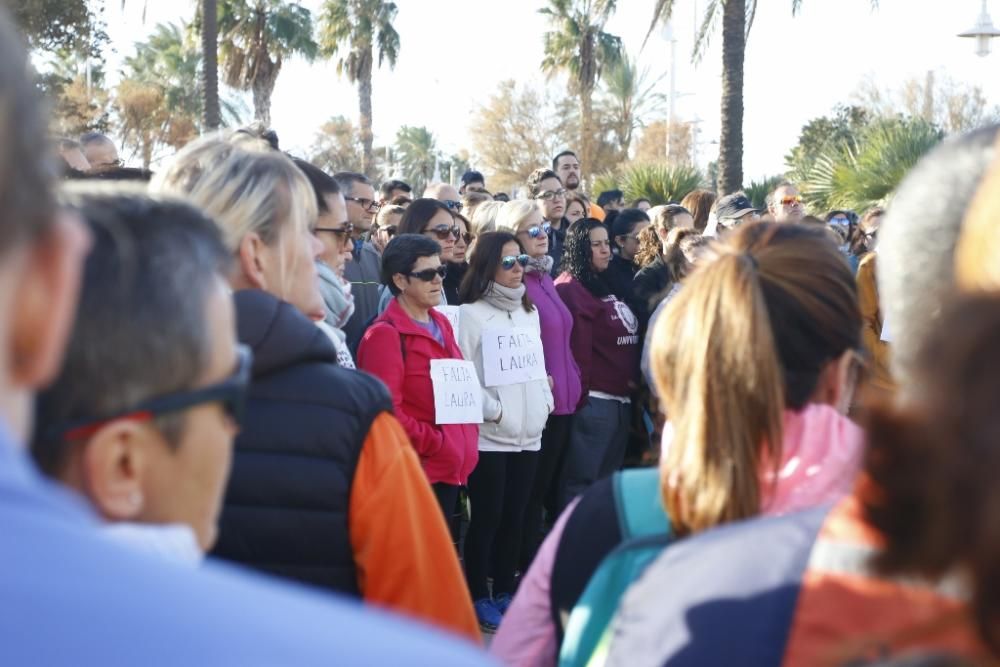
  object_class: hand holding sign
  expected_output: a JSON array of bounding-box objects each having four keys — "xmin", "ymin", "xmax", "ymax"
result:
[
  {"xmin": 481, "ymin": 326, "xmax": 547, "ymax": 387},
  {"xmin": 430, "ymin": 359, "xmax": 484, "ymax": 425}
]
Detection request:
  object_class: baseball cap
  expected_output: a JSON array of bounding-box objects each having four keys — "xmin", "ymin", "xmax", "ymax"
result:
[{"xmin": 716, "ymin": 193, "xmax": 759, "ymax": 220}]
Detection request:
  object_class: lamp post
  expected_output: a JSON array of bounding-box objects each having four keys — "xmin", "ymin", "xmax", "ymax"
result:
[{"xmin": 959, "ymin": 0, "xmax": 1000, "ymax": 56}]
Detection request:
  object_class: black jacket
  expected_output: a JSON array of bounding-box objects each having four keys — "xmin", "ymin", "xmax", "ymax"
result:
[
  {"xmin": 443, "ymin": 261, "xmax": 468, "ymax": 306},
  {"xmin": 212, "ymin": 289, "xmax": 392, "ymax": 596},
  {"xmin": 631, "ymin": 257, "xmax": 673, "ymax": 332},
  {"xmin": 605, "ymin": 253, "xmax": 639, "ymax": 305}
]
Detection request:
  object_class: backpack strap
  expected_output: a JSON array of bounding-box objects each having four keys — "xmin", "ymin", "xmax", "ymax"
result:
[{"xmin": 613, "ymin": 467, "xmax": 670, "ymax": 541}]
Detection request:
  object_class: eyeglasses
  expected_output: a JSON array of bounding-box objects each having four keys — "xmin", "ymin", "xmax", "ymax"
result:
[
  {"xmin": 521, "ymin": 223, "xmax": 552, "ymax": 239},
  {"xmin": 315, "ymin": 223, "xmax": 354, "ymax": 238},
  {"xmin": 501, "ymin": 254, "xmax": 530, "ymax": 270},
  {"xmin": 408, "ymin": 265, "xmax": 448, "ymax": 282},
  {"xmin": 535, "ymin": 189, "xmax": 567, "ymax": 201},
  {"xmin": 49, "ymin": 345, "xmax": 253, "ymax": 443},
  {"xmin": 780, "ymin": 195, "xmax": 803, "ymax": 206},
  {"xmin": 426, "ymin": 225, "xmax": 461, "ymax": 241},
  {"xmin": 442, "ymin": 200, "xmax": 464, "ymax": 212},
  {"xmin": 461, "ymin": 232, "xmax": 474, "ymax": 244},
  {"xmin": 346, "ymin": 197, "xmax": 380, "ymax": 212}
]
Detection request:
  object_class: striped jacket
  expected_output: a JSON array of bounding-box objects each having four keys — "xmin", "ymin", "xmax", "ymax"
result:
[{"xmin": 606, "ymin": 496, "xmax": 985, "ymax": 666}]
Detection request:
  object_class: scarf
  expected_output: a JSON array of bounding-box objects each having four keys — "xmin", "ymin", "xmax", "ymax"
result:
[
  {"xmin": 317, "ymin": 261, "xmax": 355, "ymax": 332},
  {"xmin": 661, "ymin": 403, "xmax": 863, "ymax": 517},
  {"xmin": 484, "ymin": 281, "xmax": 526, "ymax": 312},
  {"xmin": 525, "ymin": 254, "xmax": 554, "ymax": 275}
]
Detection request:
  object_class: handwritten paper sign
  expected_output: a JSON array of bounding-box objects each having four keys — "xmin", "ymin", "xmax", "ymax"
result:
[
  {"xmin": 430, "ymin": 359, "xmax": 483, "ymax": 425},
  {"xmin": 434, "ymin": 305, "xmax": 461, "ymax": 340},
  {"xmin": 481, "ymin": 327, "xmax": 547, "ymax": 387}
]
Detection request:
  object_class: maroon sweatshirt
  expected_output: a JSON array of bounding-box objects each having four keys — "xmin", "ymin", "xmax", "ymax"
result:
[{"xmin": 554, "ymin": 273, "xmax": 640, "ymax": 401}]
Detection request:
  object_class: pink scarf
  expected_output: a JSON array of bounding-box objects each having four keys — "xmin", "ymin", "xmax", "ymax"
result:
[{"xmin": 662, "ymin": 403, "xmax": 864, "ymax": 517}]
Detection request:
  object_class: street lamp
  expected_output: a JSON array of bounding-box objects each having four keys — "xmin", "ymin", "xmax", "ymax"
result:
[{"xmin": 959, "ymin": 0, "xmax": 1000, "ymax": 56}]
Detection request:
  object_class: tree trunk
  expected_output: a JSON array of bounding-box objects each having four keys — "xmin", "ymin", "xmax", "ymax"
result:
[
  {"xmin": 252, "ymin": 64, "xmax": 277, "ymax": 127},
  {"xmin": 718, "ymin": 0, "xmax": 745, "ymax": 195},
  {"xmin": 202, "ymin": 0, "xmax": 220, "ymax": 131},
  {"xmin": 358, "ymin": 53, "xmax": 375, "ymax": 178},
  {"xmin": 579, "ymin": 83, "xmax": 594, "ymax": 187}
]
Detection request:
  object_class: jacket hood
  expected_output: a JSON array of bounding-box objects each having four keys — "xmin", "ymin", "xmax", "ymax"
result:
[{"xmin": 235, "ymin": 289, "xmax": 338, "ymax": 377}]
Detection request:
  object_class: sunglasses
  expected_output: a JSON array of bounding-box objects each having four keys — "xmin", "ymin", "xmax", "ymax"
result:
[
  {"xmin": 51, "ymin": 345, "xmax": 253, "ymax": 443},
  {"xmin": 501, "ymin": 254, "xmax": 530, "ymax": 270},
  {"xmin": 346, "ymin": 196, "xmax": 380, "ymax": 212},
  {"xmin": 315, "ymin": 223, "xmax": 354, "ymax": 237},
  {"xmin": 442, "ymin": 200, "xmax": 464, "ymax": 212},
  {"xmin": 461, "ymin": 232, "xmax": 474, "ymax": 244},
  {"xmin": 408, "ymin": 265, "xmax": 448, "ymax": 282},
  {"xmin": 426, "ymin": 225, "xmax": 461, "ymax": 241},
  {"xmin": 535, "ymin": 189, "xmax": 567, "ymax": 201},
  {"xmin": 522, "ymin": 222, "xmax": 552, "ymax": 238},
  {"xmin": 780, "ymin": 195, "xmax": 803, "ymax": 206}
]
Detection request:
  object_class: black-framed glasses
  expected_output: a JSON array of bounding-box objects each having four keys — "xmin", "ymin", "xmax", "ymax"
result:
[
  {"xmin": 408, "ymin": 265, "xmax": 448, "ymax": 282},
  {"xmin": 50, "ymin": 345, "xmax": 253, "ymax": 443},
  {"xmin": 501, "ymin": 254, "xmax": 530, "ymax": 270},
  {"xmin": 461, "ymin": 232, "xmax": 474, "ymax": 244},
  {"xmin": 315, "ymin": 223, "xmax": 354, "ymax": 237},
  {"xmin": 442, "ymin": 200, "xmax": 464, "ymax": 212},
  {"xmin": 535, "ymin": 189, "xmax": 567, "ymax": 201},
  {"xmin": 346, "ymin": 196, "xmax": 380, "ymax": 212},
  {"xmin": 521, "ymin": 222, "xmax": 552, "ymax": 239},
  {"xmin": 426, "ymin": 225, "xmax": 461, "ymax": 241}
]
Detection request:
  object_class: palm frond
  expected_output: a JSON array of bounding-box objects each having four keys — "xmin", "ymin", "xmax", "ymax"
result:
[
  {"xmin": 641, "ymin": 0, "xmax": 676, "ymax": 50},
  {"xmin": 692, "ymin": 0, "xmax": 721, "ymax": 64}
]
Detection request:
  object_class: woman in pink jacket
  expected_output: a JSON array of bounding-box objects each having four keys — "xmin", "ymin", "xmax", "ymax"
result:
[
  {"xmin": 358, "ymin": 234, "xmax": 478, "ymax": 528},
  {"xmin": 492, "ymin": 222, "xmax": 867, "ymax": 666}
]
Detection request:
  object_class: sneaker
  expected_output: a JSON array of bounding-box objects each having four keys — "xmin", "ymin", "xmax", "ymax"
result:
[
  {"xmin": 474, "ymin": 597, "xmax": 502, "ymax": 632},
  {"xmin": 494, "ymin": 593, "xmax": 513, "ymax": 615}
]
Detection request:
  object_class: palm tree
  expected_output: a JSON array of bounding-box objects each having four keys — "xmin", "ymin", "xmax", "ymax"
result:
[
  {"xmin": 202, "ymin": 0, "xmax": 221, "ymax": 129},
  {"xmin": 218, "ymin": 0, "xmax": 318, "ymax": 126},
  {"xmin": 645, "ymin": 0, "xmax": 878, "ymax": 195},
  {"xmin": 539, "ymin": 0, "xmax": 623, "ymax": 182},
  {"xmin": 318, "ymin": 0, "xmax": 400, "ymax": 177},
  {"xmin": 394, "ymin": 126, "xmax": 438, "ymax": 195},
  {"xmin": 599, "ymin": 54, "xmax": 666, "ymax": 162}
]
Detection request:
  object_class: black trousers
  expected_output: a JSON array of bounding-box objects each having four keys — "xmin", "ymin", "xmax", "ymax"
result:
[
  {"xmin": 519, "ymin": 413, "xmax": 574, "ymax": 570},
  {"xmin": 464, "ymin": 450, "xmax": 540, "ymax": 600},
  {"xmin": 432, "ymin": 482, "xmax": 461, "ymax": 548}
]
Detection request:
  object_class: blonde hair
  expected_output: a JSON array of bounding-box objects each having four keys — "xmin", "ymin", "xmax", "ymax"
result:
[
  {"xmin": 375, "ymin": 204, "xmax": 406, "ymax": 229},
  {"xmin": 471, "ymin": 200, "xmax": 504, "ymax": 236},
  {"xmin": 651, "ymin": 222, "xmax": 860, "ymax": 536},
  {"xmin": 494, "ymin": 200, "xmax": 540, "ymax": 235},
  {"xmin": 150, "ymin": 131, "xmax": 317, "ymax": 300},
  {"xmin": 956, "ymin": 135, "xmax": 1000, "ymax": 292},
  {"xmin": 635, "ymin": 204, "xmax": 693, "ymax": 268}
]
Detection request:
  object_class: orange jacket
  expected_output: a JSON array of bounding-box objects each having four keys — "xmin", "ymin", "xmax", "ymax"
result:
[{"xmin": 349, "ymin": 412, "xmax": 480, "ymax": 643}]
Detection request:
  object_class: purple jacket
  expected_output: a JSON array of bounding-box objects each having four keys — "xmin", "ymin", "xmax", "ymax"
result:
[{"xmin": 524, "ymin": 269, "xmax": 583, "ymax": 415}]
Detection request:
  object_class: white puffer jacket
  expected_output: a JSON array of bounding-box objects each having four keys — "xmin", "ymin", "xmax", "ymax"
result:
[{"xmin": 458, "ymin": 299, "xmax": 554, "ymax": 452}]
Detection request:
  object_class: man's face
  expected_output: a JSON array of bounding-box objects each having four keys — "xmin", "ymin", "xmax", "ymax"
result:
[
  {"xmin": 344, "ymin": 182, "xmax": 378, "ymax": 231},
  {"xmin": 315, "ymin": 192, "xmax": 351, "ymax": 271},
  {"xmin": 388, "ymin": 188, "xmax": 411, "ymax": 205},
  {"xmin": 771, "ymin": 185, "xmax": 804, "ymax": 223},
  {"xmin": 464, "ymin": 182, "xmax": 486, "ymax": 194},
  {"xmin": 556, "ymin": 155, "xmax": 581, "ymax": 190},
  {"xmin": 604, "ymin": 198, "xmax": 625, "ymax": 213},
  {"xmin": 84, "ymin": 141, "xmax": 119, "ymax": 173},
  {"xmin": 431, "ymin": 184, "xmax": 463, "ymax": 213},
  {"xmin": 534, "ymin": 177, "xmax": 566, "ymax": 223}
]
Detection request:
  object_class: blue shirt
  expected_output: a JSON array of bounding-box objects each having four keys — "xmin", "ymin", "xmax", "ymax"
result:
[
  {"xmin": 415, "ymin": 316, "xmax": 445, "ymax": 347},
  {"xmin": 0, "ymin": 421, "xmax": 492, "ymax": 666}
]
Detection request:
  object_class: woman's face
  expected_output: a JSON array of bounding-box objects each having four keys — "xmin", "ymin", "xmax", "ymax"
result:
[
  {"xmin": 422, "ymin": 209, "xmax": 458, "ymax": 262},
  {"xmin": 565, "ymin": 200, "xmax": 586, "ymax": 224},
  {"xmin": 617, "ymin": 221, "xmax": 650, "ymax": 262},
  {"xmin": 451, "ymin": 217, "xmax": 469, "ymax": 264},
  {"xmin": 493, "ymin": 240, "xmax": 526, "ymax": 290},
  {"xmin": 262, "ymin": 217, "xmax": 325, "ymax": 321},
  {"xmin": 400, "ymin": 254, "xmax": 445, "ymax": 311},
  {"xmin": 374, "ymin": 212, "xmax": 401, "ymax": 253},
  {"xmin": 536, "ymin": 177, "xmax": 566, "ymax": 223},
  {"xmin": 516, "ymin": 209, "xmax": 550, "ymax": 258},
  {"xmin": 589, "ymin": 226, "xmax": 612, "ymax": 273}
]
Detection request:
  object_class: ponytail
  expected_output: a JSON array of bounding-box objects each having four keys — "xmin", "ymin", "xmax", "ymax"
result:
[{"xmin": 652, "ymin": 251, "xmax": 784, "ymax": 535}]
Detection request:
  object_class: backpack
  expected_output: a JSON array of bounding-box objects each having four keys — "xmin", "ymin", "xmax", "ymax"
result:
[{"xmin": 558, "ymin": 467, "xmax": 673, "ymax": 667}]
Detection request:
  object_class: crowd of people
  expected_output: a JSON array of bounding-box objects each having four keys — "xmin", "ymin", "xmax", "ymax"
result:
[{"xmin": 6, "ymin": 3, "xmax": 1000, "ymax": 663}]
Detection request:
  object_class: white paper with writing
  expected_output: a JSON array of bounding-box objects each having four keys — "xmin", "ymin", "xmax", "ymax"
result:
[
  {"xmin": 481, "ymin": 326, "xmax": 547, "ymax": 387},
  {"xmin": 434, "ymin": 305, "xmax": 461, "ymax": 341},
  {"xmin": 430, "ymin": 359, "xmax": 484, "ymax": 425}
]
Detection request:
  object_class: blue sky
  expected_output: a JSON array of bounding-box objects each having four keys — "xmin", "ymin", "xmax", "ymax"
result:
[{"xmin": 105, "ymin": 0, "xmax": 1000, "ymax": 179}]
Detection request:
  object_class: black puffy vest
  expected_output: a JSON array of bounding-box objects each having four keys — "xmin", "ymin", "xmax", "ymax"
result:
[{"xmin": 212, "ymin": 290, "xmax": 392, "ymax": 596}]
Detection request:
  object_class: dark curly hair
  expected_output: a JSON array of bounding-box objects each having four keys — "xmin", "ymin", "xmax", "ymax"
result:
[{"xmin": 560, "ymin": 218, "xmax": 612, "ymax": 297}]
